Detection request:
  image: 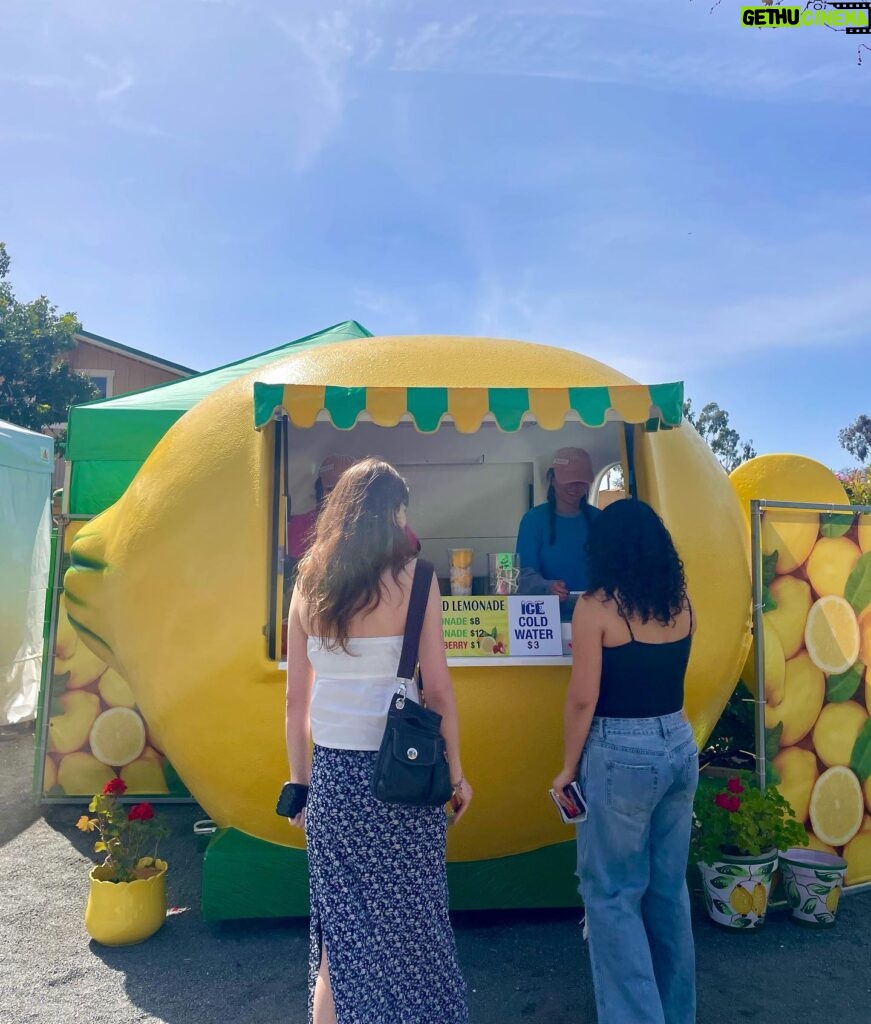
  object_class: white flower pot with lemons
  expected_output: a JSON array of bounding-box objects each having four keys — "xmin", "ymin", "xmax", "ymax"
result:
[
  {"xmin": 698, "ymin": 850, "xmax": 778, "ymax": 930},
  {"xmin": 692, "ymin": 775, "xmax": 808, "ymax": 931},
  {"xmin": 779, "ymin": 848, "xmax": 847, "ymax": 928}
]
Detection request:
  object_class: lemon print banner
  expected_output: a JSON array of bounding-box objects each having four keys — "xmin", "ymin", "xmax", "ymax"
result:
[
  {"xmin": 253, "ymin": 382, "xmax": 685, "ymax": 433},
  {"xmin": 37, "ymin": 520, "xmax": 190, "ymax": 801},
  {"xmin": 758, "ymin": 505, "xmax": 871, "ymax": 890}
]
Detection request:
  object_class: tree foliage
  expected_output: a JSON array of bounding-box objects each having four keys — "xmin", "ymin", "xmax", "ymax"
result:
[
  {"xmin": 838, "ymin": 415, "xmax": 871, "ymax": 465},
  {"xmin": 0, "ymin": 242, "xmax": 98, "ymax": 441},
  {"xmin": 683, "ymin": 399, "xmax": 758, "ymax": 472}
]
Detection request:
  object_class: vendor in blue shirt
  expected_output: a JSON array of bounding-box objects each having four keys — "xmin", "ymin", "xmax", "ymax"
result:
[{"xmin": 516, "ymin": 447, "xmax": 600, "ymax": 613}]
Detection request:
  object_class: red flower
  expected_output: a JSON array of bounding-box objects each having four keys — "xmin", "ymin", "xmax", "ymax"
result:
[
  {"xmin": 727, "ymin": 777, "xmax": 745, "ymax": 794},
  {"xmin": 127, "ymin": 802, "xmax": 155, "ymax": 822},
  {"xmin": 714, "ymin": 792, "xmax": 741, "ymax": 813},
  {"xmin": 102, "ymin": 777, "xmax": 127, "ymax": 796}
]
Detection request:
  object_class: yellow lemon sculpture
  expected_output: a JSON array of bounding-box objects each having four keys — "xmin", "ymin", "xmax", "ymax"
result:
[{"xmin": 65, "ymin": 335, "xmax": 751, "ymax": 915}]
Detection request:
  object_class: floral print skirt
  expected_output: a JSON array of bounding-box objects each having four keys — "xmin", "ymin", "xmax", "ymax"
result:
[{"xmin": 305, "ymin": 745, "xmax": 468, "ymax": 1024}]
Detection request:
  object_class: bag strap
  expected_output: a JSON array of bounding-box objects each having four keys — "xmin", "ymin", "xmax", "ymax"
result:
[{"xmin": 397, "ymin": 558, "xmax": 434, "ymax": 682}]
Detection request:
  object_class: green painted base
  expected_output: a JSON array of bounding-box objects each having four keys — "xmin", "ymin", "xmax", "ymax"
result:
[{"xmin": 201, "ymin": 828, "xmax": 582, "ymax": 921}]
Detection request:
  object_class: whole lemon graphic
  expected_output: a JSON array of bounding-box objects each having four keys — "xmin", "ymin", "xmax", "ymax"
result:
[
  {"xmin": 729, "ymin": 885, "xmax": 753, "ymax": 915},
  {"xmin": 812, "ymin": 701, "xmax": 868, "ymax": 770},
  {"xmin": 62, "ymin": 335, "xmax": 751, "ymax": 882},
  {"xmin": 741, "ymin": 618, "xmax": 786, "ymax": 706},
  {"xmin": 765, "ymin": 652, "xmax": 824, "ymax": 746},
  {"xmin": 772, "ymin": 746, "xmax": 818, "ymax": 823},
  {"xmin": 751, "ymin": 882, "xmax": 767, "ymax": 917},
  {"xmin": 766, "ymin": 577, "xmax": 812, "ymax": 661},
  {"xmin": 730, "ymin": 455, "xmax": 848, "ymax": 573},
  {"xmin": 805, "ymin": 537, "xmax": 861, "ymax": 599},
  {"xmin": 843, "ymin": 831, "xmax": 871, "ymax": 886},
  {"xmin": 825, "ymin": 885, "xmax": 841, "ymax": 914}
]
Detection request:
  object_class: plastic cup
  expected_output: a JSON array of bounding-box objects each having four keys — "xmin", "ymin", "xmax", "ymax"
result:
[
  {"xmin": 449, "ymin": 548, "xmax": 474, "ymax": 570},
  {"xmin": 450, "ymin": 565, "xmax": 473, "ymax": 596},
  {"xmin": 488, "ymin": 553, "xmax": 520, "ymax": 595}
]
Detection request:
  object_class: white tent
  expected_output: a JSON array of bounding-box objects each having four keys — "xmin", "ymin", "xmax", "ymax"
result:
[{"xmin": 0, "ymin": 419, "xmax": 54, "ymax": 724}]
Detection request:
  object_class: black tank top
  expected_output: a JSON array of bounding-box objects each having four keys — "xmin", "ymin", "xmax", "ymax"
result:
[{"xmin": 594, "ymin": 603, "xmax": 693, "ymax": 719}]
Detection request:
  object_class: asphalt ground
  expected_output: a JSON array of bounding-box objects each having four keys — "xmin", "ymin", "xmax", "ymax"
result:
[{"xmin": 2, "ymin": 725, "xmax": 869, "ymax": 1024}]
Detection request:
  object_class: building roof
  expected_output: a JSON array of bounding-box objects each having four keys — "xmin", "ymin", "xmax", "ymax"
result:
[{"xmin": 76, "ymin": 330, "xmax": 197, "ymax": 376}]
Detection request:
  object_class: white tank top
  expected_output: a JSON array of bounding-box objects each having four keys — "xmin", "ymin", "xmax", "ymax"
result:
[{"xmin": 307, "ymin": 635, "xmax": 421, "ymax": 751}]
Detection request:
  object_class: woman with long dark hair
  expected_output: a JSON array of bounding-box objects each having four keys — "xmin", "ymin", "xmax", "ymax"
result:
[
  {"xmin": 552, "ymin": 499, "xmax": 698, "ymax": 1024},
  {"xmin": 285, "ymin": 458, "xmax": 471, "ymax": 1024},
  {"xmin": 515, "ymin": 447, "xmax": 600, "ymax": 611}
]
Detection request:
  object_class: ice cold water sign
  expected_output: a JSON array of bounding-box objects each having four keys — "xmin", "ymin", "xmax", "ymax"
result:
[
  {"xmin": 440, "ymin": 595, "xmax": 562, "ymax": 657},
  {"xmin": 508, "ymin": 596, "xmax": 562, "ymax": 656}
]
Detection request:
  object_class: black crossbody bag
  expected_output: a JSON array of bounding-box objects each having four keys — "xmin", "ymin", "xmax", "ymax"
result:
[{"xmin": 370, "ymin": 559, "xmax": 453, "ymax": 807}]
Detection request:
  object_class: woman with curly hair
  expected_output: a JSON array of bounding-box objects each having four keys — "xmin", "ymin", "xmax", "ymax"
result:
[{"xmin": 552, "ymin": 498, "xmax": 698, "ymax": 1024}]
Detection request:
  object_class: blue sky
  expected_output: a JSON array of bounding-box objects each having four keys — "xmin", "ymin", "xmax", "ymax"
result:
[{"xmin": 2, "ymin": 0, "xmax": 869, "ymax": 468}]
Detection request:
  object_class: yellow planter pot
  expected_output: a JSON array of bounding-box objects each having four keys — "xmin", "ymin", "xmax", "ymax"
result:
[{"xmin": 85, "ymin": 857, "xmax": 167, "ymax": 946}]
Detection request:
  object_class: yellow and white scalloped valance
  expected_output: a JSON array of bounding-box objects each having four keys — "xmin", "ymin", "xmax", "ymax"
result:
[{"xmin": 253, "ymin": 382, "xmax": 684, "ymax": 434}]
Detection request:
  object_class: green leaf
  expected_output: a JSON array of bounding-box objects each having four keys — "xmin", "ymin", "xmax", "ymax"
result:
[
  {"xmin": 733, "ymin": 917, "xmax": 753, "ymax": 928},
  {"xmin": 808, "ymin": 883, "xmax": 830, "ymax": 896},
  {"xmin": 49, "ymin": 696, "xmax": 65, "ymax": 717},
  {"xmin": 814, "ymin": 870, "xmax": 842, "ymax": 883},
  {"xmin": 709, "ymin": 876, "xmax": 734, "ymax": 889},
  {"xmin": 714, "ymin": 864, "xmax": 747, "ymax": 877},
  {"xmin": 814, "ymin": 912, "xmax": 834, "ymax": 924},
  {"xmin": 849, "ymin": 719, "xmax": 871, "ymax": 783},
  {"xmin": 765, "ymin": 760, "xmax": 781, "ymax": 786},
  {"xmin": 761, "ymin": 586, "xmax": 777, "ymax": 613},
  {"xmin": 826, "ymin": 662, "xmax": 864, "ymax": 703},
  {"xmin": 786, "ymin": 881, "xmax": 800, "ymax": 908},
  {"xmin": 820, "ymin": 513, "xmax": 855, "ymax": 539},
  {"xmin": 712, "ymin": 899, "xmax": 731, "ymax": 916},
  {"xmin": 762, "ymin": 551, "xmax": 779, "ymax": 588},
  {"xmin": 845, "ymin": 552, "xmax": 871, "ymax": 616},
  {"xmin": 765, "ymin": 723, "xmax": 783, "ymax": 761},
  {"xmin": 802, "ymin": 898, "xmax": 817, "ymax": 915}
]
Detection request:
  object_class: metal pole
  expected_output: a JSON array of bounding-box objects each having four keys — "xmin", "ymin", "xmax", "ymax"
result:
[{"xmin": 750, "ymin": 500, "xmax": 767, "ymax": 791}]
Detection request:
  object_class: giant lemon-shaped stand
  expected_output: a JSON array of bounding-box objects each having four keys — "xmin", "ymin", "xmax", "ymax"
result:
[{"xmin": 66, "ymin": 336, "xmax": 751, "ymax": 918}]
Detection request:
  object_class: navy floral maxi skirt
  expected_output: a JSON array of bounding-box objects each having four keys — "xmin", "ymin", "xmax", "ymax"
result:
[{"xmin": 305, "ymin": 745, "xmax": 468, "ymax": 1024}]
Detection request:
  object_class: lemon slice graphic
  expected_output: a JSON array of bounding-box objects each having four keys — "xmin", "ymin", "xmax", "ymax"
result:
[
  {"xmin": 804, "ymin": 596, "xmax": 860, "ymax": 676},
  {"xmin": 89, "ymin": 707, "xmax": 147, "ymax": 767},
  {"xmin": 809, "ymin": 765, "xmax": 864, "ymax": 847}
]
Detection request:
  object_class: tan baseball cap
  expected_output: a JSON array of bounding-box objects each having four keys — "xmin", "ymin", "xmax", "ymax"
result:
[
  {"xmin": 318, "ymin": 454, "xmax": 355, "ymax": 490},
  {"xmin": 550, "ymin": 447, "xmax": 594, "ymax": 485}
]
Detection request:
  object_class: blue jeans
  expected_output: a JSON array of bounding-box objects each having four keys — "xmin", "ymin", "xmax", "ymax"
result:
[{"xmin": 576, "ymin": 711, "xmax": 699, "ymax": 1024}]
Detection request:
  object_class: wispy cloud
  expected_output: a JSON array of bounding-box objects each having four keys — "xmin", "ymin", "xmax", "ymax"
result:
[
  {"xmin": 388, "ymin": 6, "xmax": 867, "ymax": 102},
  {"xmin": 85, "ymin": 54, "xmax": 164, "ymax": 137},
  {"xmin": 271, "ymin": 8, "xmax": 384, "ymax": 169}
]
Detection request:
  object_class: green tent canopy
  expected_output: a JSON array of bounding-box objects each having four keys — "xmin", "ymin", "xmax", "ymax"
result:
[{"xmin": 65, "ymin": 321, "xmax": 372, "ymax": 515}]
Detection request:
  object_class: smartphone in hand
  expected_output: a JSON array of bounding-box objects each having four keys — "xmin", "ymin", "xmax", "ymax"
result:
[{"xmin": 548, "ymin": 782, "xmax": 587, "ymax": 825}]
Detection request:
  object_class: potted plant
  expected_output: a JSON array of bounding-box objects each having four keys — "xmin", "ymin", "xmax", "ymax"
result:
[
  {"xmin": 691, "ymin": 775, "xmax": 807, "ymax": 930},
  {"xmin": 76, "ymin": 777, "xmax": 170, "ymax": 946}
]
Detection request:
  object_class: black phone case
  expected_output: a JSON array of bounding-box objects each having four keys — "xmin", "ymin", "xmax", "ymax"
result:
[{"xmin": 276, "ymin": 782, "xmax": 308, "ymax": 817}]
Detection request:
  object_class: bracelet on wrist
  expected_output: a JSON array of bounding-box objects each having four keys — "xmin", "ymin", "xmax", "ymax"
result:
[{"xmin": 451, "ymin": 776, "xmax": 465, "ymax": 791}]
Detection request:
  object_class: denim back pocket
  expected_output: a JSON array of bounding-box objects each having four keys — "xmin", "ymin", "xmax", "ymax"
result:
[{"xmin": 606, "ymin": 759, "xmax": 659, "ymax": 816}]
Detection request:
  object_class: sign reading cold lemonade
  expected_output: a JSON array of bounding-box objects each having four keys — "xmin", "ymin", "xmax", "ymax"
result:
[{"xmin": 441, "ymin": 595, "xmax": 562, "ymax": 657}]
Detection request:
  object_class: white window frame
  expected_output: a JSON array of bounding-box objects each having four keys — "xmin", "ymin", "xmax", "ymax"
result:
[{"xmin": 80, "ymin": 369, "xmax": 115, "ymax": 399}]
